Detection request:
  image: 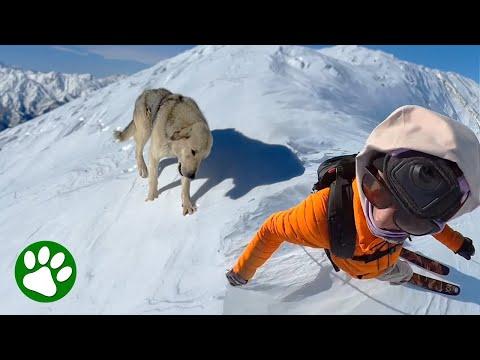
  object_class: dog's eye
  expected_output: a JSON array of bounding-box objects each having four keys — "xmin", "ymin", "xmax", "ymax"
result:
[{"xmin": 191, "ymin": 150, "xmax": 196, "ymax": 156}]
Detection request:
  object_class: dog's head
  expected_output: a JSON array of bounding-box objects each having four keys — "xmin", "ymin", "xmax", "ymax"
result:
[{"xmin": 170, "ymin": 122, "xmax": 213, "ymax": 180}]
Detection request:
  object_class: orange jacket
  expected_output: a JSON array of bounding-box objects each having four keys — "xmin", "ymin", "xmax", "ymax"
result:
[{"xmin": 233, "ymin": 179, "xmax": 465, "ymax": 280}]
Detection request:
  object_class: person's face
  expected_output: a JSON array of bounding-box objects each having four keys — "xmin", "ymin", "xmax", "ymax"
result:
[
  {"xmin": 371, "ymin": 171, "xmax": 401, "ymax": 231},
  {"xmin": 372, "ymin": 206, "xmax": 401, "ymax": 231}
]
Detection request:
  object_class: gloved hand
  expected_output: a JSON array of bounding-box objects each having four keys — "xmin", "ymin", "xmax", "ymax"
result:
[
  {"xmin": 456, "ymin": 237, "xmax": 475, "ymax": 260},
  {"xmin": 226, "ymin": 269, "xmax": 248, "ymax": 287}
]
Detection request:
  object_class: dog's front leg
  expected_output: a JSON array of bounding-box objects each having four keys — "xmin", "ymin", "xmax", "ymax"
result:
[
  {"xmin": 181, "ymin": 177, "xmax": 197, "ymax": 216},
  {"xmin": 145, "ymin": 155, "xmax": 160, "ymax": 202}
]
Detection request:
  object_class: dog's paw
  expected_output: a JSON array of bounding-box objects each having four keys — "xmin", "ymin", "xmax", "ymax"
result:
[
  {"xmin": 138, "ymin": 165, "xmax": 148, "ymax": 179},
  {"xmin": 182, "ymin": 203, "xmax": 197, "ymax": 216},
  {"xmin": 145, "ymin": 190, "xmax": 159, "ymax": 202}
]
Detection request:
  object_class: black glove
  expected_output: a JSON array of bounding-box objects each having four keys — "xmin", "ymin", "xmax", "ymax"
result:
[
  {"xmin": 226, "ymin": 269, "xmax": 248, "ymax": 287},
  {"xmin": 456, "ymin": 237, "xmax": 475, "ymax": 260}
]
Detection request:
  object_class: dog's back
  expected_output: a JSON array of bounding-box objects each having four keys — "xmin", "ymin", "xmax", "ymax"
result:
[
  {"xmin": 114, "ymin": 88, "xmax": 172, "ymax": 142},
  {"xmin": 142, "ymin": 88, "xmax": 172, "ymax": 122},
  {"xmin": 156, "ymin": 95, "xmax": 208, "ymax": 136}
]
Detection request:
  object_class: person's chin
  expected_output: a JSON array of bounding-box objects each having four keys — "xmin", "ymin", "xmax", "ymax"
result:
[{"xmin": 379, "ymin": 224, "xmax": 401, "ymax": 231}]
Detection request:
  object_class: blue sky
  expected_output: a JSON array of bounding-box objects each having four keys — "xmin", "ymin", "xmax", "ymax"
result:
[{"xmin": 0, "ymin": 45, "xmax": 478, "ymax": 82}]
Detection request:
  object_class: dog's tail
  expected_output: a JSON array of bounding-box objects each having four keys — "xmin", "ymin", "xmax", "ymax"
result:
[{"xmin": 113, "ymin": 120, "xmax": 135, "ymax": 142}]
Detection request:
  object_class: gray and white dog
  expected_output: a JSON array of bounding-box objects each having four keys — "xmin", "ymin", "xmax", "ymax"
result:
[{"xmin": 114, "ymin": 88, "xmax": 213, "ymax": 215}]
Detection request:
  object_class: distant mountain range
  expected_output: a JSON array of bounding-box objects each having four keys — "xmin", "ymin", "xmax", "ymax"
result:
[{"xmin": 0, "ymin": 62, "xmax": 124, "ymax": 131}]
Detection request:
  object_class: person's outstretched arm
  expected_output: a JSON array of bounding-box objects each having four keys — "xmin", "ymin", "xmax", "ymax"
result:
[
  {"xmin": 230, "ymin": 189, "xmax": 331, "ymax": 283},
  {"xmin": 433, "ymin": 224, "xmax": 475, "ymax": 260}
]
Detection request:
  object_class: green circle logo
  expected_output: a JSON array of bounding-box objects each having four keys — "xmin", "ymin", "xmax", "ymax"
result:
[{"xmin": 15, "ymin": 241, "xmax": 77, "ymax": 302}]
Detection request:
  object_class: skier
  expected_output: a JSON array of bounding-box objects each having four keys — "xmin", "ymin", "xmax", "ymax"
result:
[{"xmin": 226, "ymin": 105, "xmax": 479, "ymax": 289}]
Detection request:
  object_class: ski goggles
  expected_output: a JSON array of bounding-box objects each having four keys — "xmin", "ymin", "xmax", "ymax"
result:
[{"xmin": 362, "ymin": 166, "xmax": 444, "ymax": 236}]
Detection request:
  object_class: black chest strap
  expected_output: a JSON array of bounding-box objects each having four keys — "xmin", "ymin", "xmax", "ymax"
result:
[{"xmin": 325, "ymin": 242, "xmax": 400, "ymax": 273}]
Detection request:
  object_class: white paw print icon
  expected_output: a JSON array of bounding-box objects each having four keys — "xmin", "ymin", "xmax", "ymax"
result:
[{"xmin": 22, "ymin": 246, "xmax": 73, "ymax": 297}]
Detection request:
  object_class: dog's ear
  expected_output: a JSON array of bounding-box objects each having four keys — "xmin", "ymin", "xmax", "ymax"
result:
[{"xmin": 170, "ymin": 126, "xmax": 192, "ymax": 141}]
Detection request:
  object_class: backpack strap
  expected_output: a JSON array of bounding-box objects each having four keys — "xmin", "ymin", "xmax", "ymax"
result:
[
  {"xmin": 324, "ymin": 165, "xmax": 400, "ymax": 272},
  {"xmin": 325, "ymin": 243, "xmax": 400, "ymax": 274},
  {"xmin": 351, "ymin": 243, "xmax": 400, "ymax": 263},
  {"xmin": 324, "ymin": 249, "xmax": 340, "ymax": 272},
  {"xmin": 322, "ymin": 155, "xmax": 400, "ymax": 273},
  {"xmin": 327, "ymin": 167, "xmax": 356, "ymax": 258}
]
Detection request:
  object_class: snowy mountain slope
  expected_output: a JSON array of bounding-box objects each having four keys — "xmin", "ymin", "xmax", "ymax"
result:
[
  {"xmin": 319, "ymin": 45, "xmax": 480, "ymax": 133},
  {"xmin": 0, "ymin": 63, "xmax": 124, "ymax": 131},
  {"xmin": 1, "ymin": 45, "xmax": 480, "ymax": 314}
]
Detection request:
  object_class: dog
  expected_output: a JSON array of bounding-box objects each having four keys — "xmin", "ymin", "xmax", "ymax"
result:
[{"xmin": 114, "ymin": 88, "xmax": 213, "ymax": 215}]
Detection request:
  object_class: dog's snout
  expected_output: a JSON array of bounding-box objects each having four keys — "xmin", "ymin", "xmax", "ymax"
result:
[{"xmin": 178, "ymin": 163, "xmax": 195, "ymax": 179}]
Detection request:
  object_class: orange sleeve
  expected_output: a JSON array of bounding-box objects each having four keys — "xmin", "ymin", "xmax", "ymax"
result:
[
  {"xmin": 233, "ymin": 189, "xmax": 331, "ymax": 280},
  {"xmin": 432, "ymin": 224, "xmax": 464, "ymax": 253}
]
